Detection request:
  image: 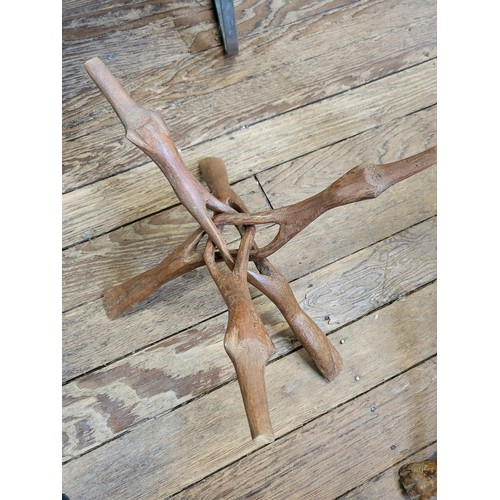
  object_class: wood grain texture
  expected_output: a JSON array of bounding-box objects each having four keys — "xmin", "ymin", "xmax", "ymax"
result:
[
  {"xmin": 177, "ymin": 0, "xmax": 360, "ymax": 54},
  {"xmin": 62, "ymin": 0, "xmax": 206, "ymax": 43},
  {"xmin": 174, "ymin": 360, "xmax": 436, "ymax": 499},
  {"xmin": 62, "ymin": 0, "xmax": 360, "ymax": 64},
  {"xmin": 258, "ymin": 107, "xmax": 436, "ymax": 207},
  {"xmin": 64, "ymin": 0, "xmax": 435, "ymax": 141},
  {"xmin": 62, "ymin": 285, "xmax": 436, "ymax": 498},
  {"xmin": 63, "ymin": 0, "xmax": 435, "ymax": 151},
  {"xmin": 63, "ymin": 218, "xmax": 435, "ymax": 460},
  {"xmin": 63, "ymin": 59, "xmax": 436, "ymax": 247},
  {"xmin": 63, "ymin": 17, "xmax": 186, "ymax": 102},
  {"xmin": 62, "ymin": 0, "xmax": 436, "ymax": 495}
]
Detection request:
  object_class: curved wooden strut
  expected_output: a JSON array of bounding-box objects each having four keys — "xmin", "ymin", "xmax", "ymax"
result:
[
  {"xmin": 215, "ymin": 146, "xmax": 436, "ymax": 259},
  {"xmin": 84, "ymin": 57, "xmax": 236, "ymax": 265},
  {"xmin": 199, "ymin": 157, "xmax": 343, "ymax": 383},
  {"xmin": 204, "ymin": 224, "xmax": 276, "ymax": 442}
]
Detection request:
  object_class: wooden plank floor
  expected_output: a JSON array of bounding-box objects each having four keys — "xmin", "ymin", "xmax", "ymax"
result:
[{"xmin": 62, "ymin": 0, "xmax": 436, "ymax": 498}]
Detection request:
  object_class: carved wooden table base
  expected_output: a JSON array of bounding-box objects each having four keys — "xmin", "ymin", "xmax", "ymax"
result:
[{"xmin": 84, "ymin": 57, "xmax": 436, "ymax": 442}]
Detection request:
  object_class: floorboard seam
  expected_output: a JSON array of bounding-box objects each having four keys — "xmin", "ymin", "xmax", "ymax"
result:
[
  {"xmin": 254, "ymin": 174, "xmax": 274, "ymax": 210},
  {"xmin": 334, "ymin": 440, "xmax": 437, "ymax": 499}
]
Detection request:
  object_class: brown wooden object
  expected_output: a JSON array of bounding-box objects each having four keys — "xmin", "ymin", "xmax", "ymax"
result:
[
  {"xmin": 199, "ymin": 157, "xmax": 343, "ymax": 381},
  {"xmin": 204, "ymin": 225, "xmax": 276, "ymax": 442},
  {"xmin": 104, "ymin": 156, "xmax": 342, "ymax": 440},
  {"xmin": 84, "ymin": 57, "xmax": 435, "ymax": 442},
  {"xmin": 215, "ymin": 146, "xmax": 437, "ymax": 259},
  {"xmin": 84, "ymin": 57, "xmax": 235, "ymax": 264},
  {"xmin": 399, "ymin": 457, "xmax": 437, "ymax": 499},
  {"xmin": 103, "ymin": 147, "xmax": 436, "ymax": 320},
  {"xmin": 103, "ymin": 227, "xmax": 206, "ymax": 320}
]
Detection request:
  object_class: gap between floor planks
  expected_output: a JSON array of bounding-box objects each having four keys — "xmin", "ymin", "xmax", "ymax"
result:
[
  {"xmin": 63, "ymin": 3, "xmax": 434, "ymax": 496},
  {"xmin": 62, "ymin": 167, "xmax": 436, "ymax": 384},
  {"xmin": 338, "ymin": 442, "xmax": 437, "ymax": 499},
  {"xmin": 171, "ymin": 358, "xmax": 437, "ymax": 499},
  {"xmin": 62, "ymin": 0, "xmax": 435, "ymax": 150}
]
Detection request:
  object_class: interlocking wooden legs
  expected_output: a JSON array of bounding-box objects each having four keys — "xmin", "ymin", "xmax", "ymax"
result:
[
  {"xmin": 201, "ymin": 158, "xmax": 343, "ymax": 440},
  {"xmin": 103, "ymin": 156, "xmax": 343, "ymax": 440},
  {"xmin": 200, "ymin": 157, "xmax": 343, "ymax": 382},
  {"xmin": 215, "ymin": 146, "xmax": 437, "ymax": 259},
  {"xmin": 85, "ymin": 57, "xmax": 435, "ymax": 442}
]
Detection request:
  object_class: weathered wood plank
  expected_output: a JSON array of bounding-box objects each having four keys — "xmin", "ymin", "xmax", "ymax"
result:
[
  {"xmin": 177, "ymin": 0, "xmax": 361, "ymax": 54},
  {"xmin": 253, "ymin": 107, "xmax": 436, "ymax": 283},
  {"xmin": 62, "ymin": 157, "xmax": 435, "ymax": 381},
  {"xmin": 63, "ymin": 0, "xmax": 207, "ymax": 43},
  {"xmin": 62, "ymin": 0, "xmax": 362, "ymax": 53},
  {"xmin": 63, "ymin": 0, "xmax": 434, "ymax": 139},
  {"xmin": 62, "ymin": 0, "xmax": 437, "ymax": 497},
  {"xmin": 155, "ymin": 5, "xmax": 436, "ymax": 156},
  {"xmin": 173, "ymin": 360, "xmax": 437, "ymax": 499},
  {"xmin": 62, "ymin": 60, "xmax": 436, "ymax": 247},
  {"xmin": 62, "ymin": 286, "xmax": 436, "ymax": 498},
  {"xmin": 63, "ymin": 218, "xmax": 436, "ymax": 459},
  {"xmin": 62, "ymin": 0, "xmax": 435, "ymax": 189},
  {"xmin": 62, "ymin": 105, "xmax": 435, "ymax": 311},
  {"xmin": 258, "ymin": 107, "xmax": 436, "ymax": 207},
  {"xmin": 63, "ymin": 18, "xmax": 187, "ymax": 102},
  {"xmin": 340, "ymin": 443, "xmax": 437, "ymax": 499},
  {"xmin": 62, "ymin": 176, "xmax": 269, "ymax": 311}
]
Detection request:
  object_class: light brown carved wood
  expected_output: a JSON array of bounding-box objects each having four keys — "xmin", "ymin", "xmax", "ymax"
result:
[
  {"xmin": 173, "ymin": 359, "xmax": 437, "ymax": 499},
  {"xmin": 63, "ymin": 105, "xmax": 435, "ymax": 314}
]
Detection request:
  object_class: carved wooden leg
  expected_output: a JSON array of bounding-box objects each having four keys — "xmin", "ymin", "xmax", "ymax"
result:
[{"xmin": 204, "ymin": 225, "xmax": 276, "ymax": 442}]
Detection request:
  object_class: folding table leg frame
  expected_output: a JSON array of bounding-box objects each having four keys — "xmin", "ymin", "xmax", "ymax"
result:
[{"xmin": 84, "ymin": 57, "xmax": 436, "ymax": 442}]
